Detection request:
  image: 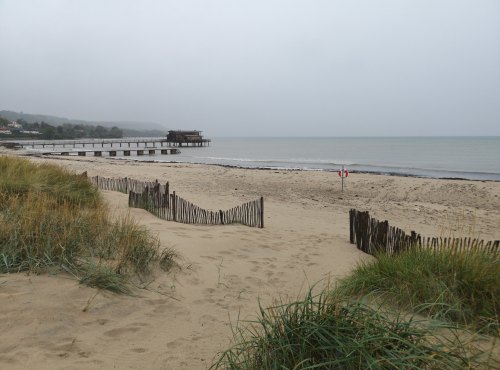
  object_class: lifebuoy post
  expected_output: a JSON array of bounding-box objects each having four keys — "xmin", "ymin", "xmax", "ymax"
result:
[{"xmin": 338, "ymin": 165, "xmax": 348, "ymax": 192}]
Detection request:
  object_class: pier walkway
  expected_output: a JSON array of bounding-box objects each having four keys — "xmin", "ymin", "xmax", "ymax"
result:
[
  {"xmin": 0, "ymin": 137, "xmax": 171, "ymax": 149},
  {"xmin": 0, "ymin": 138, "xmax": 182, "ymax": 157},
  {"xmin": 35, "ymin": 147, "xmax": 180, "ymax": 157}
]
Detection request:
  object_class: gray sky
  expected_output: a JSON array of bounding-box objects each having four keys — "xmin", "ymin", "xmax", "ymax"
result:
[{"xmin": 1, "ymin": 0, "xmax": 499, "ymax": 136}]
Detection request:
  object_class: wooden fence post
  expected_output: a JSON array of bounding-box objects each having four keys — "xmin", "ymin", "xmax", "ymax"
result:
[
  {"xmin": 172, "ymin": 191, "xmax": 177, "ymax": 222},
  {"xmin": 165, "ymin": 182, "xmax": 169, "ymax": 208},
  {"xmin": 349, "ymin": 209, "xmax": 353, "ymax": 243},
  {"xmin": 260, "ymin": 197, "xmax": 264, "ymax": 228}
]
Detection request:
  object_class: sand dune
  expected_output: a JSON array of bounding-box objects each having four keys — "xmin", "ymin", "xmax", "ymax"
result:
[{"xmin": 1, "ymin": 156, "xmax": 499, "ymax": 369}]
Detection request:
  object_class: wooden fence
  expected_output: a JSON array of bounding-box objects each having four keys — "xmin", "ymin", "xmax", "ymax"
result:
[
  {"xmin": 85, "ymin": 174, "xmax": 264, "ymax": 228},
  {"xmin": 349, "ymin": 209, "xmax": 499, "ymax": 256},
  {"xmin": 88, "ymin": 175, "xmax": 167, "ymax": 194},
  {"xmin": 129, "ymin": 189, "xmax": 264, "ymax": 228}
]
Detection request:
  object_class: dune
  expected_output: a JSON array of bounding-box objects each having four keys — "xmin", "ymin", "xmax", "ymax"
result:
[{"xmin": 1, "ymin": 155, "xmax": 499, "ymax": 369}]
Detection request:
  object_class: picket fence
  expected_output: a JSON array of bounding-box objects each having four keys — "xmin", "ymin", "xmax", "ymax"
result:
[
  {"xmin": 88, "ymin": 175, "xmax": 167, "ymax": 194},
  {"xmin": 129, "ymin": 189, "xmax": 264, "ymax": 228},
  {"xmin": 349, "ymin": 209, "xmax": 499, "ymax": 256},
  {"xmin": 86, "ymin": 174, "xmax": 264, "ymax": 228}
]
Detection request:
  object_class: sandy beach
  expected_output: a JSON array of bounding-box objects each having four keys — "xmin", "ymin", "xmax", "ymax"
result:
[{"xmin": 1, "ymin": 155, "xmax": 499, "ymax": 370}]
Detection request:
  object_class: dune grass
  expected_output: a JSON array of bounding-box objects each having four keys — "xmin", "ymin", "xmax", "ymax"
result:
[
  {"xmin": 211, "ymin": 289, "xmax": 479, "ymax": 369},
  {"xmin": 212, "ymin": 246, "xmax": 499, "ymax": 369},
  {"xmin": 0, "ymin": 155, "xmax": 100, "ymax": 207},
  {"xmin": 338, "ymin": 248, "xmax": 500, "ymax": 335},
  {"xmin": 0, "ymin": 156, "xmax": 173, "ymax": 293}
]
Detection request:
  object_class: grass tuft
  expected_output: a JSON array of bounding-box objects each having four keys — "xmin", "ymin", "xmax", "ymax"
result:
[
  {"xmin": 77, "ymin": 261, "xmax": 131, "ymax": 295},
  {"xmin": 338, "ymin": 248, "xmax": 500, "ymax": 334},
  {"xmin": 159, "ymin": 248, "xmax": 179, "ymax": 272},
  {"xmin": 0, "ymin": 156, "xmax": 99, "ymax": 207},
  {"xmin": 0, "ymin": 156, "xmax": 174, "ymax": 294},
  {"xmin": 211, "ymin": 290, "xmax": 477, "ymax": 369}
]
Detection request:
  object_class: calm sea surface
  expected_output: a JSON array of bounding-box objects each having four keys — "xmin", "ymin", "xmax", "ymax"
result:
[
  {"xmin": 135, "ymin": 137, "xmax": 500, "ymax": 181},
  {"xmin": 25, "ymin": 137, "xmax": 499, "ymax": 181}
]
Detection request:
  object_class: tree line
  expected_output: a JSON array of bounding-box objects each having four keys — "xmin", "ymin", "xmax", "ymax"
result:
[{"xmin": 0, "ymin": 117, "xmax": 123, "ymax": 139}]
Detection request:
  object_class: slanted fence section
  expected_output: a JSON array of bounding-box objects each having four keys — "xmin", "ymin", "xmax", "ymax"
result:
[
  {"xmin": 88, "ymin": 175, "xmax": 167, "ymax": 194},
  {"xmin": 85, "ymin": 174, "xmax": 264, "ymax": 228},
  {"xmin": 129, "ymin": 188, "xmax": 264, "ymax": 228},
  {"xmin": 349, "ymin": 209, "xmax": 499, "ymax": 256}
]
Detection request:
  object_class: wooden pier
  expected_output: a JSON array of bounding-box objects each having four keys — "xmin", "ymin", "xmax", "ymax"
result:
[
  {"xmin": 0, "ymin": 137, "xmax": 171, "ymax": 149},
  {"xmin": 0, "ymin": 138, "xmax": 181, "ymax": 157},
  {"xmin": 34, "ymin": 147, "xmax": 180, "ymax": 157},
  {"xmin": 1, "ymin": 131, "xmax": 211, "ymax": 156}
]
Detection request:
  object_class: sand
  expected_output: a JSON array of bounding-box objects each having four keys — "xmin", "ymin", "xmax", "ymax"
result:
[{"xmin": 1, "ymin": 154, "xmax": 499, "ymax": 369}]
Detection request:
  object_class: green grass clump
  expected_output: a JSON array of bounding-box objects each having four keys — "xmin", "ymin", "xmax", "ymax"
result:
[
  {"xmin": 77, "ymin": 261, "xmax": 131, "ymax": 295},
  {"xmin": 0, "ymin": 155, "xmax": 99, "ymax": 207},
  {"xmin": 0, "ymin": 156, "xmax": 171, "ymax": 293},
  {"xmin": 338, "ymin": 248, "xmax": 500, "ymax": 334},
  {"xmin": 211, "ymin": 290, "xmax": 475, "ymax": 369}
]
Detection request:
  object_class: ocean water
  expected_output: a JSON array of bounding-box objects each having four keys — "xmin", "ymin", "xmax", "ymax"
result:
[{"xmin": 135, "ymin": 137, "xmax": 500, "ymax": 181}]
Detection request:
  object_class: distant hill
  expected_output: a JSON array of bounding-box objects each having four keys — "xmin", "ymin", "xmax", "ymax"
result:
[{"xmin": 0, "ymin": 110, "xmax": 167, "ymax": 137}]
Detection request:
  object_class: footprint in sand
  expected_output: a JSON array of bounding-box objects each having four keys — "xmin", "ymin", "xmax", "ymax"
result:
[
  {"xmin": 198, "ymin": 314, "xmax": 218, "ymax": 324},
  {"xmin": 82, "ymin": 318, "xmax": 109, "ymax": 327},
  {"xmin": 103, "ymin": 325, "xmax": 142, "ymax": 337},
  {"xmin": 166, "ymin": 340, "xmax": 181, "ymax": 349},
  {"xmin": 201, "ymin": 255, "xmax": 218, "ymax": 260}
]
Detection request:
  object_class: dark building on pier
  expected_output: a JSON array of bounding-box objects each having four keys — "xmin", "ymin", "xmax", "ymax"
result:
[{"xmin": 166, "ymin": 130, "xmax": 211, "ymax": 147}]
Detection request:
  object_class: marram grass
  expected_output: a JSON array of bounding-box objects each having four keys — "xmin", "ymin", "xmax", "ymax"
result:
[
  {"xmin": 0, "ymin": 155, "xmax": 99, "ymax": 207},
  {"xmin": 338, "ymin": 248, "xmax": 500, "ymax": 335},
  {"xmin": 0, "ymin": 156, "xmax": 175, "ymax": 293},
  {"xmin": 211, "ymin": 290, "xmax": 479, "ymax": 370}
]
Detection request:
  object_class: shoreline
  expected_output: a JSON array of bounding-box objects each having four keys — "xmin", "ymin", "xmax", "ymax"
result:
[
  {"xmin": 93, "ymin": 159, "xmax": 500, "ymax": 183},
  {"xmin": 15, "ymin": 149, "xmax": 500, "ymax": 182},
  {"xmin": 3, "ymin": 134, "xmax": 499, "ymax": 182}
]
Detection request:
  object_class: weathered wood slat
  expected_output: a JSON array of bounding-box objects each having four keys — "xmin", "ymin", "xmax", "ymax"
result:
[
  {"xmin": 349, "ymin": 209, "xmax": 497, "ymax": 257},
  {"xmin": 91, "ymin": 175, "xmax": 264, "ymax": 227}
]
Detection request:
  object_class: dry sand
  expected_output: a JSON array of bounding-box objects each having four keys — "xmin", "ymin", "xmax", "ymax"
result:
[{"xmin": 1, "ymin": 155, "xmax": 499, "ymax": 369}]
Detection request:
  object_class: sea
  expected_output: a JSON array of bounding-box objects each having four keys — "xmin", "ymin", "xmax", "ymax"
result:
[{"xmin": 130, "ymin": 137, "xmax": 500, "ymax": 181}]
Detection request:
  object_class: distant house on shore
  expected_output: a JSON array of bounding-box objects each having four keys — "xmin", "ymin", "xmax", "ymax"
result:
[
  {"xmin": 166, "ymin": 130, "xmax": 211, "ymax": 147},
  {"xmin": 8, "ymin": 121, "xmax": 22, "ymax": 129},
  {"xmin": 0, "ymin": 128, "xmax": 12, "ymax": 135}
]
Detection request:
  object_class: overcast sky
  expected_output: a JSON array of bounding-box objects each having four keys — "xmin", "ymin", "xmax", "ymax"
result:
[{"xmin": 1, "ymin": 0, "xmax": 499, "ymax": 136}]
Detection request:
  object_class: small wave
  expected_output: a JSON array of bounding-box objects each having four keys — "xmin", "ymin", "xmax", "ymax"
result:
[
  {"xmin": 193, "ymin": 156, "xmax": 356, "ymax": 167},
  {"xmin": 121, "ymin": 156, "xmax": 500, "ymax": 180}
]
